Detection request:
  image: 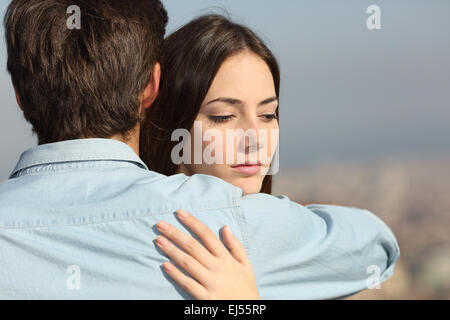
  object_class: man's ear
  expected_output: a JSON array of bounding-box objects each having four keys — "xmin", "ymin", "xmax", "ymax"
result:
[
  {"xmin": 13, "ymin": 84, "xmax": 23, "ymax": 111},
  {"xmin": 140, "ymin": 62, "xmax": 161, "ymax": 110}
]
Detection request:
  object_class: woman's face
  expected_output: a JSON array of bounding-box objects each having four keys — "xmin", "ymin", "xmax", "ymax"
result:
[{"xmin": 178, "ymin": 51, "xmax": 279, "ymax": 195}]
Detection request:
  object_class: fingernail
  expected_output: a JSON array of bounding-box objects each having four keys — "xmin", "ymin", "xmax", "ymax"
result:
[
  {"xmin": 225, "ymin": 226, "xmax": 233, "ymax": 235},
  {"xmin": 156, "ymin": 236, "xmax": 168, "ymax": 246},
  {"xmin": 163, "ymin": 262, "xmax": 173, "ymax": 272},
  {"xmin": 177, "ymin": 210, "xmax": 188, "ymax": 218},
  {"xmin": 157, "ymin": 221, "xmax": 169, "ymax": 231}
]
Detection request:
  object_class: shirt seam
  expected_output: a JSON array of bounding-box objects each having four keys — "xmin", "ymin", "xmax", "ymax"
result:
[
  {"xmin": 15, "ymin": 155, "xmax": 145, "ymax": 169},
  {"xmin": 11, "ymin": 161, "xmax": 147, "ymax": 178},
  {"xmin": 0, "ymin": 203, "xmax": 241, "ymax": 231},
  {"xmin": 11, "ymin": 160, "xmax": 147, "ymax": 178},
  {"xmin": 231, "ymin": 197, "xmax": 251, "ymax": 259}
]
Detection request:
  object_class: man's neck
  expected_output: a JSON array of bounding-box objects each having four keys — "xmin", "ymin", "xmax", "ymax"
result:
[{"xmin": 110, "ymin": 125, "xmax": 140, "ymax": 157}]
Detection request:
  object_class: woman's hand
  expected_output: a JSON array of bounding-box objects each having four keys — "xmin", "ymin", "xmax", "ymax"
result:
[{"xmin": 154, "ymin": 209, "xmax": 260, "ymax": 300}]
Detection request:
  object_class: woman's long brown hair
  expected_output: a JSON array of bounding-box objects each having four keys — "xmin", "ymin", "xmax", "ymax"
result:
[{"xmin": 140, "ymin": 14, "xmax": 280, "ymax": 194}]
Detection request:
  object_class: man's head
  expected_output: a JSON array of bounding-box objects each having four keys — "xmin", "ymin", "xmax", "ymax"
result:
[{"xmin": 4, "ymin": 0, "xmax": 167, "ymax": 145}]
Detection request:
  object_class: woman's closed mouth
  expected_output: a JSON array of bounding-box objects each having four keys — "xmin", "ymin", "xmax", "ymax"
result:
[{"xmin": 231, "ymin": 161, "xmax": 262, "ymax": 175}]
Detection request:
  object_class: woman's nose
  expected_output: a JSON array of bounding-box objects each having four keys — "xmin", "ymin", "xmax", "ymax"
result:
[
  {"xmin": 245, "ymin": 130, "xmax": 265, "ymax": 153},
  {"xmin": 235, "ymin": 115, "xmax": 268, "ymax": 154},
  {"xmin": 238, "ymin": 127, "xmax": 266, "ymax": 154}
]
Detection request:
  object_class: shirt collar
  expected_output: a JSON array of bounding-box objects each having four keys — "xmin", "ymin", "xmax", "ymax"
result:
[{"xmin": 9, "ymin": 138, "xmax": 148, "ymax": 179}]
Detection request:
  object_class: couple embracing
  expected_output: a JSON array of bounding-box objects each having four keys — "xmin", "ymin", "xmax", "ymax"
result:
[{"xmin": 0, "ymin": 0, "xmax": 399, "ymax": 299}]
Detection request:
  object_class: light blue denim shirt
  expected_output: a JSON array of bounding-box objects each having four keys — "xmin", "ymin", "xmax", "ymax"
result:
[{"xmin": 0, "ymin": 138, "xmax": 400, "ymax": 299}]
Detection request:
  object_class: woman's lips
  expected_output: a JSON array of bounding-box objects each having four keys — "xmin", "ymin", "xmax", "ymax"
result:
[{"xmin": 231, "ymin": 162, "xmax": 262, "ymax": 176}]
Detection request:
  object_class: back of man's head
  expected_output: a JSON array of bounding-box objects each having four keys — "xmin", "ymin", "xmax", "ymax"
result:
[{"xmin": 4, "ymin": 0, "xmax": 168, "ymax": 145}]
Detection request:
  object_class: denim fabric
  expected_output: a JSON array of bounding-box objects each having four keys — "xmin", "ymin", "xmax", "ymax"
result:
[{"xmin": 0, "ymin": 138, "xmax": 399, "ymax": 299}]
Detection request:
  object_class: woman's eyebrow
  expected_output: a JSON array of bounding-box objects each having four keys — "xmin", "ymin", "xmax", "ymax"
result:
[
  {"xmin": 204, "ymin": 96, "xmax": 278, "ymax": 106},
  {"xmin": 258, "ymin": 96, "xmax": 278, "ymax": 106},
  {"xmin": 204, "ymin": 97, "xmax": 243, "ymax": 106}
]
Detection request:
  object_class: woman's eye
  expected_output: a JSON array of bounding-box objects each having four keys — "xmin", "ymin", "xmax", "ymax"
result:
[
  {"xmin": 261, "ymin": 114, "xmax": 278, "ymax": 121},
  {"xmin": 208, "ymin": 115, "xmax": 234, "ymax": 124}
]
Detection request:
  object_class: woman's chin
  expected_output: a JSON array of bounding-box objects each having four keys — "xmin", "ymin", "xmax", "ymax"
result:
[{"xmin": 231, "ymin": 177, "xmax": 263, "ymax": 195}]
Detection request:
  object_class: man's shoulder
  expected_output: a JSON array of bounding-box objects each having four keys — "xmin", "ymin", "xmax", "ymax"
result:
[
  {"xmin": 0, "ymin": 168, "xmax": 243, "ymax": 228},
  {"xmin": 130, "ymin": 170, "xmax": 244, "ymax": 212}
]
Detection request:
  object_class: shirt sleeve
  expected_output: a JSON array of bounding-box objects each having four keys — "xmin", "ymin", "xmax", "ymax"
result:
[{"xmin": 238, "ymin": 193, "xmax": 400, "ymax": 299}]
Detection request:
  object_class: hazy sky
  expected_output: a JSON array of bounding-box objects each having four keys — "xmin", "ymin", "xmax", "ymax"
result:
[{"xmin": 0, "ymin": 0, "xmax": 449, "ymax": 181}]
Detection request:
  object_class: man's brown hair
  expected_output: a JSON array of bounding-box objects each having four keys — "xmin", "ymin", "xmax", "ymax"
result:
[{"xmin": 4, "ymin": 0, "xmax": 168, "ymax": 144}]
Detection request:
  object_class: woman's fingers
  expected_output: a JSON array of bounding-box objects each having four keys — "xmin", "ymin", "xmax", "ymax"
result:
[
  {"xmin": 174, "ymin": 209, "xmax": 230, "ymax": 258},
  {"xmin": 162, "ymin": 261, "xmax": 209, "ymax": 300},
  {"xmin": 156, "ymin": 235, "xmax": 213, "ymax": 286},
  {"xmin": 155, "ymin": 211, "xmax": 260, "ymax": 300},
  {"xmin": 221, "ymin": 226, "xmax": 252, "ymax": 269},
  {"xmin": 156, "ymin": 220, "xmax": 216, "ymax": 270}
]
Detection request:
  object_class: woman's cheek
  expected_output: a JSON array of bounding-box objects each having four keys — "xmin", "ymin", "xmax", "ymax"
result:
[
  {"xmin": 257, "ymin": 124, "xmax": 278, "ymax": 166},
  {"xmin": 196, "ymin": 127, "xmax": 228, "ymax": 177},
  {"xmin": 269, "ymin": 127, "xmax": 279, "ymax": 159}
]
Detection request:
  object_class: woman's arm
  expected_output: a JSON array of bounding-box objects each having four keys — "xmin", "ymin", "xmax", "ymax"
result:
[
  {"xmin": 153, "ymin": 188, "xmax": 399, "ymax": 299},
  {"xmin": 239, "ymin": 193, "xmax": 400, "ymax": 299}
]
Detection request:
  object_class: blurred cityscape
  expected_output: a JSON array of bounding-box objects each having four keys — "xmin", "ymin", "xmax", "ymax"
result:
[{"xmin": 272, "ymin": 152, "xmax": 450, "ymax": 299}]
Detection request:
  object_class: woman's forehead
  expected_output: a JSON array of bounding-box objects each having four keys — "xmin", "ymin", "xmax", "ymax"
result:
[{"xmin": 204, "ymin": 52, "xmax": 276, "ymax": 101}]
